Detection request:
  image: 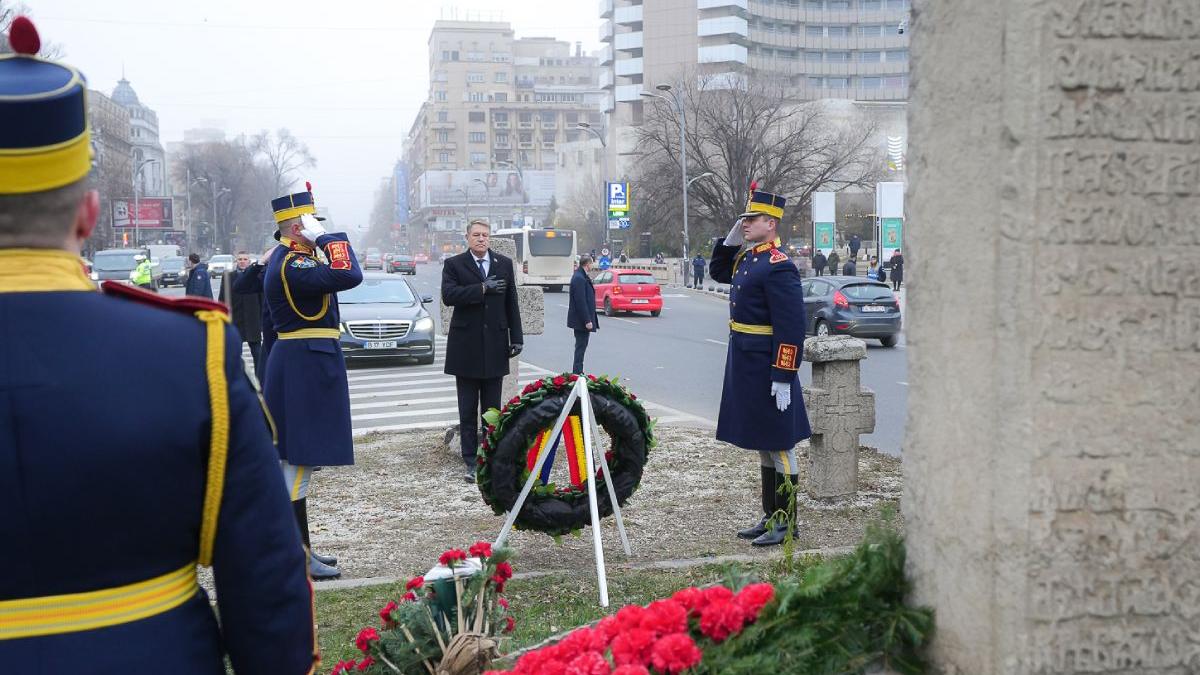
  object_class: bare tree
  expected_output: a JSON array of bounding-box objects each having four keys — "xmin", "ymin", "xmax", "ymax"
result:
[
  {"xmin": 633, "ymin": 72, "xmax": 884, "ymax": 251},
  {"xmin": 251, "ymin": 129, "xmax": 316, "ymax": 198},
  {"xmin": 1, "ymin": 1, "xmax": 63, "ymax": 58},
  {"xmin": 172, "ymin": 138, "xmax": 275, "ymax": 254}
]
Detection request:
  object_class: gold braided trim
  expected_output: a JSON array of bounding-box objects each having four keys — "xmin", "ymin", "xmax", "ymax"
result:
[
  {"xmin": 281, "ymin": 253, "xmax": 330, "ymax": 321},
  {"xmin": 0, "ymin": 249, "xmax": 94, "ymax": 292},
  {"xmin": 277, "ymin": 328, "xmax": 341, "ymax": 340},
  {"xmin": 0, "ymin": 563, "xmax": 197, "ymax": 640},
  {"xmin": 730, "ymin": 320, "xmax": 774, "ymax": 335},
  {"xmin": 195, "ymin": 310, "xmax": 231, "ymax": 567}
]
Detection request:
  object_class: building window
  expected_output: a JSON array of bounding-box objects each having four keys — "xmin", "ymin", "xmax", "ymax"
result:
[
  {"xmin": 435, "ymin": 90, "xmax": 447, "ymax": 101},
  {"xmin": 883, "ymin": 23, "xmax": 901, "ymax": 35},
  {"xmin": 806, "ymin": 25, "xmax": 824, "ymax": 36},
  {"xmin": 441, "ymin": 50, "xmax": 459, "ymax": 61},
  {"xmin": 465, "ymin": 51, "xmax": 485, "ymax": 61},
  {"xmin": 886, "ymin": 49, "xmax": 909, "ymax": 62},
  {"xmin": 519, "ymin": 133, "xmax": 532, "ymax": 144},
  {"xmin": 433, "ymin": 70, "xmax": 448, "ymax": 82},
  {"xmin": 805, "ymin": 51, "xmax": 823, "ymax": 62},
  {"xmin": 496, "ymin": 133, "xmax": 509, "ymax": 144},
  {"xmin": 438, "ymin": 152, "xmax": 451, "ymax": 163},
  {"xmin": 827, "ymin": 51, "xmax": 850, "ymax": 62},
  {"xmin": 884, "ymin": 75, "xmax": 907, "ymax": 87},
  {"xmin": 436, "ymin": 131, "xmax": 450, "ymax": 143},
  {"xmin": 828, "ymin": 0, "xmax": 849, "ymax": 8},
  {"xmin": 885, "ymin": 0, "xmax": 908, "ymax": 7},
  {"xmin": 808, "ymin": 76, "xmax": 824, "ymax": 88},
  {"xmin": 861, "ymin": 77, "xmax": 882, "ymax": 89},
  {"xmin": 468, "ymin": 92, "xmax": 486, "ymax": 102},
  {"xmin": 760, "ymin": 47, "xmax": 774, "ymax": 58},
  {"xmin": 827, "ymin": 25, "xmax": 850, "ymax": 37},
  {"xmin": 519, "ymin": 112, "xmax": 533, "ymax": 123},
  {"xmin": 492, "ymin": 52, "xmax": 511, "ymax": 62},
  {"xmin": 859, "ymin": 50, "xmax": 882, "ymax": 62},
  {"xmin": 469, "ymin": 111, "xmax": 486, "ymax": 123},
  {"xmin": 805, "ymin": 0, "xmax": 822, "ymax": 7},
  {"xmin": 495, "ymin": 71, "xmax": 508, "ymax": 83},
  {"xmin": 861, "ymin": 0, "xmax": 882, "ymax": 8},
  {"xmin": 470, "ymin": 152, "xmax": 487, "ymax": 164},
  {"xmin": 827, "ymin": 77, "xmax": 849, "ymax": 88},
  {"xmin": 469, "ymin": 132, "xmax": 486, "ymax": 143},
  {"xmin": 494, "ymin": 112, "xmax": 508, "ymax": 122},
  {"xmin": 779, "ymin": 49, "xmax": 799, "ymax": 60},
  {"xmin": 437, "ymin": 111, "xmax": 448, "ymax": 122},
  {"xmin": 859, "ymin": 24, "xmax": 882, "ymax": 36},
  {"xmin": 467, "ymin": 72, "xmax": 485, "ymax": 83},
  {"xmin": 494, "ymin": 92, "xmax": 508, "ymax": 102}
]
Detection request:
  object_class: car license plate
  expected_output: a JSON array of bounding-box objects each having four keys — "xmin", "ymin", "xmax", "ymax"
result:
[
  {"xmin": 364, "ymin": 340, "xmax": 398, "ymax": 349},
  {"xmin": 631, "ymin": 299, "xmax": 649, "ymax": 304},
  {"xmin": 862, "ymin": 305, "xmax": 887, "ymax": 313}
]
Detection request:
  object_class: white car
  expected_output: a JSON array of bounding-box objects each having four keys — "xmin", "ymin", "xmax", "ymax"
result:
[{"xmin": 207, "ymin": 254, "xmax": 235, "ymax": 277}]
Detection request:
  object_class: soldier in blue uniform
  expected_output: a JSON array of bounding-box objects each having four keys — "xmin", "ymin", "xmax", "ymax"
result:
[
  {"xmin": 262, "ymin": 189, "xmax": 363, "ymax": 580},
  {"xmin": 0, "ymin": 18, "xmax": 318, "ymax": 672},
  {"xmin": 709, "ymin": 185, "xmax": 812, "ymax": 547}
]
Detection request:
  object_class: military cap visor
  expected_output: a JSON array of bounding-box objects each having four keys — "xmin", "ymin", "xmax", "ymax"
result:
[{"xmin": 0, "ymin": 54, "xmax": 91, "ymax": 194}]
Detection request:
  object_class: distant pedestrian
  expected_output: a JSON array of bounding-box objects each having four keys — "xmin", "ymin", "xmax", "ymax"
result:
[
  {"xmin": 849, "ymin": 234, "xmax": 861, "ymax": 261},
  {"xmin": 842, "ymin": 258, "xmax": 857, "ymax": 276},
  {"xmin": 867, "ymin": 256, "xmax": 882, "ymax": 281},
  {"xmin": 692, "ymin": 253, "xmax": 705, "ymax": 289},
  {"xmin": 826, "ymin": 251, "xmax": 841, "ymax": 277},
  {"xmin": 619, "ymin": 252, "xmax": 628, "ymax": 263},
  {"xmin": 567, "ymin": 255, "xmax": 599, "ymax": 374},
  {"xmin": 812, "ymin": 250, "xmax": 827, "ymax": 276},
  {"xmin": 233, "ymin": 244, "xmax": 280, "ymax": 368},
  {"xmin": 220, "ymin": 250, "xmax": 265, "ymax": 380},
  {"xmin": 653, "ymin": 251, "xmax": 664, "ymax": 264},
  {"xmin": 889, "ymin": 249, "xmax": 904, "ymax": 290},
  {"xmin": 183, "ymin": 253, "xmax": 213, "ymax": 298}
]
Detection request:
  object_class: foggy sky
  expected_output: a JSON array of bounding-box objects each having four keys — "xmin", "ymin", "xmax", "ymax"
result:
[{"xmin": 29, "ymin": 0, "xmax": 603, "ymax": 227}]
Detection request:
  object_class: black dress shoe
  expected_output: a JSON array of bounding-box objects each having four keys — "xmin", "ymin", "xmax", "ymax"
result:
[
  {"xmin": 737, "ymin": 516, "xmax": 769, "ymax": 540},
  {"xmin": 309, "ymin": 555, "xmax": 341, "ymax": 580},
  {"xmin": 312, "ymin": 551, "xmax": 338, "ymax": 566},
  {"xmin": 463, "ymin": 470, "xmax": 476, "ymax": 484},
  {"xmin": 751, "ymin": 524, "xmax": 796, "ymax": 547}
]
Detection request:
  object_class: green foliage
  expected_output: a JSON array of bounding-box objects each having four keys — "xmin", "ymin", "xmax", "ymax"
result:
[{"xmin": 696, "ymin": 524, "xmax": 934, "ymax": 675}]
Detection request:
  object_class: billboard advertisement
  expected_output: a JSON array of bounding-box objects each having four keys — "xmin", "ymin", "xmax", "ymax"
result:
[
  {"xmin": 875, "ymin": 182, "xmax": 904, "ymax": 260},
  {"xmin": 812, "ymin": 192, "xmax": 835, "ymax": 256},
  {"xmin": 416, "ymin": 170, "xmax": 555, "ymax": 208},
  {"xmin": 394, "ymin": 162, "xmax": 410, "ymax": 224},
  {"xmin": 112, "ymin": 198, "xmax": 174, "ymax": 229}
]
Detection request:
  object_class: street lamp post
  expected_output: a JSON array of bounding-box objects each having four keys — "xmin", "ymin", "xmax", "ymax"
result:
[
  {"xmin": 211, "ymin": 184, "xmax": 231, "ymax": 253},
  {"xmin": 576, "ymin": 122, "xmax": 609, "ymax": 249},
  {"xmin": 455, "ymin": 187, "xmax": 471, "ymax": 227},
  {"xmin": 641, "ymin": 85, "xmax": 690, "ymax": 259},
  {"xmin": 495, "ymin": 159, "xmax": 525, "ymax": 227},
  {"xmin": 473, "ymin": 178, "xmax": 493, "ymax": 225},
  {"xmin": 132, "ymin": 158, "xmax": 157, "ymax": 249}
]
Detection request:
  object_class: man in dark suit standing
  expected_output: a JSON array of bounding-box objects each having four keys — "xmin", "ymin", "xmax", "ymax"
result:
[
  {"xmin": 567, "ymin": 255, "xmax": 599, "ymax": 374},
  {"xmin": 442, "ymin": 220, "xmax": 523, "ymax": 483},
  {"xmin": 219, "ymin": 251, "xmax": 264, "ymax": 379}
]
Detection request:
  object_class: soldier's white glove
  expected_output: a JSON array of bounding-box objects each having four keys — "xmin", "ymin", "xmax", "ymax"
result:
[
  {"xmin": 771, "ymin": 381, "xmax": 791, "ymax": 412},
  {"xmin": 723, "ymin": 219, "xmax": 745, "ymax": 247},
  {"xmin": 299, "ymin": 214, "xmax": 327, "ymax": 241}
]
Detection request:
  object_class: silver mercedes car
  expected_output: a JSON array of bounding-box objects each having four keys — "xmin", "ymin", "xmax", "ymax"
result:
[{"xmin": 336, "ymin": 273, "xmax": 436, "ymax": 364}]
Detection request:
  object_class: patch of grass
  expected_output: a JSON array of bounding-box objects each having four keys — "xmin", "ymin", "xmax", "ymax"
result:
[{"xmin": 315, "ymin": 580, "xmax": 408, "ymax": 667}]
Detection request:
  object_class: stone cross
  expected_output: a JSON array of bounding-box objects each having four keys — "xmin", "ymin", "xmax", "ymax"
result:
[{"xmin": 801, "ymin": 335, "xmax": 875, "ymax": 499}]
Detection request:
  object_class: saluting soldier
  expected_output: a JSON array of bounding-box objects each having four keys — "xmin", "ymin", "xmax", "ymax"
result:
[
  {"xmin": 709, "ymin": 184, "xmax": 812, "ymax": 547},
  {"xmin": 0, "ymin": 18, "xmax": 317, "ymax": 672},
  {"xmin": 262, "ymin": 188, "xmax": 363, "ymax": 580}
]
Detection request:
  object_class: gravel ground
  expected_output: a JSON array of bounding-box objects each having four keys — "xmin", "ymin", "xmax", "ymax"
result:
[{"xmin": 302, "ymin": 424, "xmax": 901, "ymax": 581}]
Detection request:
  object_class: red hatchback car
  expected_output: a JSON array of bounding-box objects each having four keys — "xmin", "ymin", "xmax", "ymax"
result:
[{"xmin": 593, "ymin": 268, "xmax": 663, "ymax": 317}]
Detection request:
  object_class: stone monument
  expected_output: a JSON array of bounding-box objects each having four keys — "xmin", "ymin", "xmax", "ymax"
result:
[
  {"xmin": 802, "ymin": 335, "xmax": 875, "ymax": 499},
  {"xmin": 906, "ymin": 2, "xmax": 1200, "ymax": 672}
]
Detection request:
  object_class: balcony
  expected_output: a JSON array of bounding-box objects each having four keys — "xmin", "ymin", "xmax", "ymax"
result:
[
  {"xmin": 541, "ymin": 119, "xmax": 558, "ymax": 128},
  {"xmin": 600, "ymin": 45, "xmax": 614, "ymax": 65},
  {"xmin": 541, "ymin": 142, "xmax": 556, "ymax": 149},
  {"xmin": 614, "ymin": 31, "xmax": 643, "ymax": 52},
  {"xmin": 599, "ymin": 19, "xmax": 613, "ymax": 42},
  {"xmin": 518, "ymin": 121, "xmax": 534, "ymax": 129},
  {"xmin": 615, "ymin": 57, "xmax": 643, "ymax": 77},
  {"xmin": 699, "ymin": 43, "xmax": 748, "ymax": 64},
  {"xmin": 430, "ymin": 121, "xmax": 456, "ymax": 130},
  {"xmin": 518, "ymin": 142, "xmax": 535, "ymax": 149},
  {"xmin": 698, "ymin": 16, "xmax": 748, "ymax": 37},
  {"xmin": 493, "ymin": 121, "xmax": 510, "ymax": 129},
  {"xmin": 614, "ymin": 4, "xmax": 643, "ymax": 24},
  {"xmin": 698, "ymin": 0, "xmax": 747, "ymax": 8},
  {"xmin": 494, "ymin": 141, "xmax": 511, "ymax": 149},
  {"xmin": 614, "ymin": 84, "xmax": 643, "ymax": 102},
  {"xmin": 599, "ymin": 0, "xmax": 613, "ymax": 18},
  {"xmin": 600, "ymin": 69, "xmax": 615, "ymax": 89}
]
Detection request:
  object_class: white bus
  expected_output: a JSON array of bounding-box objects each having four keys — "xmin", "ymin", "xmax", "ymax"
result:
[{"xmin": 491, "ymin": 227, "xmax": 577, "ymax": 292}]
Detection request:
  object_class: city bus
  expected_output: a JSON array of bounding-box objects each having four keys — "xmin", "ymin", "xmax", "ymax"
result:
[{"xmin": 491, "ymin": 227, "xmax": 576, "ymax": 292}]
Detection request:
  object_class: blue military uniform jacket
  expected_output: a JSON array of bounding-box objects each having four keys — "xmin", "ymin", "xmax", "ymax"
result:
[
  {"xmin": 262, "ymin": 234, "xmax": 363, "ymax": 466},
  {"xmin": 709, "ymin": 239, "xmax": 812, "ymax": 450},
  {"xmin": 0, "ymin": 250, "xmax": 316, "ymax": 674}
]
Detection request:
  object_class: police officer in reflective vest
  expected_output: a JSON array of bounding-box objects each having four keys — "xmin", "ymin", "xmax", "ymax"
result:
[
  {"xmin": 262, "ymin": 188, "xmax": 363, "ymax": 579},
  {"xmin": 709, "ymin": 184, "xmax": 812, "ymax": 547},
  {"xmin": 131, "ymin": 253, "xmax": 154, "ymax": 290},
  {"xmin": 0, "ymin": 18, "xmax": 317, "ymax": 672}
]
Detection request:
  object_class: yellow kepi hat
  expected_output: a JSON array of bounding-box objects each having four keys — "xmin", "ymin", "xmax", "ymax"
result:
[
  {"xmin": 738, "ymin": 181, "xmax": 786, "ymax": 220},
  {"xmin": 271, "ymin": 181, "xmax": 318, "ymax": 224},
  {"xmin": 0, "ymin": 17, "xmax": 91, "ymax": 195}
]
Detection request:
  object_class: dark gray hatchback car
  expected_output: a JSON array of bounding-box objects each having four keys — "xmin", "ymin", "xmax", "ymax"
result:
[
  {"xmin": 336, "ymin": 273, "xmax": 436, "ymax": 364},
  {"xmin": 800, "ymin": 276, "xmax": 902, "ymax": 347}
]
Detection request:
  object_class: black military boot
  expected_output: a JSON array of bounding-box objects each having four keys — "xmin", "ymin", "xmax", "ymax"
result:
[
  {"xmin": 294, "ymin": 498, "xmax": 340, "ymax": 576},
  {"xmin": 737, "ymin": 466, "xmax": 776, "ymax": 539},
  {"xmin": 752, "ymin": 473, "xmax": 799, "ymax": 547}
]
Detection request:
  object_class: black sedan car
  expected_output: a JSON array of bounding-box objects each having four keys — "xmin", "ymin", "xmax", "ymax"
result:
[
  {"xmin": 387, "ymin": 254, "xmax": 417, "ymax": 275},
  {"xmin": 800, "ymin": 276, "xmax": 901, "ymax": 347},
  {"xmin": 336, "ymin": 273, "xmax": 436, "ymax": 363},
  {"xmin": 156, "ymin": 256, "xmax": 186, "ymax": 287}
]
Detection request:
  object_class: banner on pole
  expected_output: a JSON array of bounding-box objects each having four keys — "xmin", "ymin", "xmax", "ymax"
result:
[{"xmin": 812, "ymin": 192, "xmax": 835, "ymax": 256}]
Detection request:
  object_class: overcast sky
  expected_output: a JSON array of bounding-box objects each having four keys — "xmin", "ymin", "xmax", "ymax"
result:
[{"xmin": 29, "ymin": 0, "xmax": 603, "ymax": 227}]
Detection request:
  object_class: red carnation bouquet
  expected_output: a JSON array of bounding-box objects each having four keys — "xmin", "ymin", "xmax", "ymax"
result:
[
  {"xmin": 331, "ymin": 543, "xmax": 516, "ymax": 674},
  {"xmin": 482, "ymin": 581, "xmax": 775, "ymax": 675}
]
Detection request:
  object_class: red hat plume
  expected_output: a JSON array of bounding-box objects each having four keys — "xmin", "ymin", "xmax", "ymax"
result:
[
  {"xmin": 9, "ymin": 16, "xmax": 41, "ymax": 55},
  {"xmin": 305, "ymin": 181, "xmax": 313, "ymax": 193},
  {"xmin": 749, "ymin": 180, "xmax": 758, "ymax": 192}
]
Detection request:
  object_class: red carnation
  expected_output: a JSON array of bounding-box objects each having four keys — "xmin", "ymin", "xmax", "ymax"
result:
[
  {"xmin": 504, "ymin": 615, "xmax": 516, "ymax": 633},
  {"xmin": 556, "ymin": 626, "xmax": 602, "ymax": 659},
  {"xmin": 701, "ymin": 585, "xmax": 734, "ymax": 604},
  {"xmin": 494, "ymin": 561, "xmax": 514, "ymax": 580},
  {"xmin": 735, "ymin": 583, "xmax": 775, "ymax": 622},
  {"xmin": 402, "ymin": 591, "xmax": 416, "ymax": 602},
  {"xmin": 650, "ymin": 633, "xmax": 703, "ymax": 674},
  {"xmin": 331, "ymin": 660, "xmax": 356, "ymax": 675},
  {"xmin": 612, "ymin": 667, "xmax": 651, "ymax": 675},
  {"xmin": 630, "ymin": 393, "xmax": 637, "ymax": 400},
  {"xmin": 469, "ymin": 541, "xmax": 493, "ymax": 559},
  {"xmin": 491, "ymin": 575, "xmax": 507, "ymax": 593},
  {"xmin": 568, "ymin": 374, "xmax": 579, "ymax": 381},
  {"xmin": 640, "ymin": 599, "xmax": 689, "ymax": 636},
  {"xmin": 699, "ymin": 600, "xmax": 746, "ymax": 643},
  {"xmin": 615, "ymin": 604, "xmax": 647, "ymax": 630},
  {"xmin": 565, "ymin": 651, "xmax": 609, "ymax": 675},
  {"xmin": 587, "ymin": 374, "xmax": 597, "ymax": 381},
  {"xmin": 406, "ymin": 576, "xmax": 425, "ymax": 591},
  {"xmin": 356, "ymin": 657, "xmax": 375, "ymax": 671},
  {"xmin": 671, "ymin": 587, "xmax": 706, "ymax": 616},
  {"xmin": 522, "ymin": 383, "xmax": 539, "ymax": 395},
  {"xmin": 508, "ymin": 396, "xmax": 520, "ymax": 406},
  {"xmin": 552, "ymin": 375, "xmax": 567, "ymax": 387},
  {"xmin": 594, "ymin": 615, "xmax": 622, "ymax": 644},
  {"xmin": 355, "ymin": 627, "xmax": 380, "ymax": 653},
  {"xmin": 498, "ymin": 596, "xmax": 510, "ymax": 610},
  {"xmin": 610, "ymin": 628, "xmax": 655, "ymax": 667},
  {"xmin": 439, "ymin": 549, "xmax": 467, "ymax": 567},
  {"xmin": 378, "ymin": 600, "xmax": 398, "ymax": 627}
]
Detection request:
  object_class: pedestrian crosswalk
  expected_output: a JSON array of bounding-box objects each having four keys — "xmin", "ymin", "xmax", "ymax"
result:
[{"xmin": 243, "ymin": 336, "xmax": 713, "ymax": 436}]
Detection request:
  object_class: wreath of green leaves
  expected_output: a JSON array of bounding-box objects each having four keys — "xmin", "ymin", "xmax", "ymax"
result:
[{"xmin": 476, "ymin": 373, "xmax": 658, "ymax": 537}]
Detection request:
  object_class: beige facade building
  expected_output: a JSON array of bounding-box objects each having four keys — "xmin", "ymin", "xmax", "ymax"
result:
[{"xmin": 402, "ymin": 20, "xmax": 606, "ymax": 252}]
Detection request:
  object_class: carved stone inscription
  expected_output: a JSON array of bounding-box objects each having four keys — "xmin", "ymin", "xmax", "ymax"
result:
[{"xmin": 1032, "ymin": 2, "xmax": 1200, "ymax": 671}]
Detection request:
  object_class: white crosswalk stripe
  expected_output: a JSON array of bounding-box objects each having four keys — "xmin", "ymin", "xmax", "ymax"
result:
[{"xmin": 242, "ymin": 336, "xmax": 712, "ymax": 436}]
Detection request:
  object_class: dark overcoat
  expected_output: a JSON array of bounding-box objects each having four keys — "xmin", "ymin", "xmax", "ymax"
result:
[
  {"xmin": 567, "ymin": 267, "xmax": 598, "ymax": 331},
  {"xmin": 441, "ymin": 250, "xmax": 523, "ymax": 380}
]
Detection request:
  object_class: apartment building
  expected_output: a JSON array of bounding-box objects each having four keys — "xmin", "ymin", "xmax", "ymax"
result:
[{"xmin": 403, "ymin": 20, "xmax": 607, "ymax": 246}]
